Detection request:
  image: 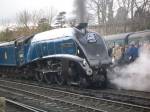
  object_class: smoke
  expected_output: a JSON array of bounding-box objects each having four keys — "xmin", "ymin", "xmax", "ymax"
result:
[
  {"xmin": 109, "ymin": 45, "xmax": 150, "ymax": 92},
  {"xmin": 74, "ymin": 0, "xmax": 87, "ymax": 23}
]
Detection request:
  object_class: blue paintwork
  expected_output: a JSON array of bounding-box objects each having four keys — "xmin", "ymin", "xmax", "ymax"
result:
[
  {"xmin": 0, "ymin": 33, "xmax": 77, "ymax": 66},
  {"xmin": 26, "ymin": 37, "xmax": 77, "ymax": 63},
  {"xmin": 0, "ymin": 44, "xmax": 16, "ymax": 66}
]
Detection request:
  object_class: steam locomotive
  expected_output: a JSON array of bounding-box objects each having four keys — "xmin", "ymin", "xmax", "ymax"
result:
[{"xmin": 0, "ymin": 23, "xmax": 111, "ymax": 87}]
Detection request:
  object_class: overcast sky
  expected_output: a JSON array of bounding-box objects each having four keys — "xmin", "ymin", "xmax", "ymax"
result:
[{"xmin": 0, "ymin": 0, "xmax": 74, "ymax": 23}]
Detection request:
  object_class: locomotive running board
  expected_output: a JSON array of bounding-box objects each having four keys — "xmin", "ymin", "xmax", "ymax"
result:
[{"xmin": 32, "ymin": 54, "xmax": 93, "ymax": 76}]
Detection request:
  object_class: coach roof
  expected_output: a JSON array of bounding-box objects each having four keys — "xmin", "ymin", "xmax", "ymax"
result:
[
  {"xmin": 104, "ymin": 32, "xmax": 132, "ymax": 40},
  {"xmin": 129, "ymin": 30, "xmax": 150, "ymax": 39}
]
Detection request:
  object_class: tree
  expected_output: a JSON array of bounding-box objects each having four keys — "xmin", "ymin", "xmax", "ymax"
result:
[
  {"xmin": 67, "ymin": 17, "xmax": 77, "ymax": 27},
  {"xmin": 54, "ymin": 11, "xmax": 66, "ymax": 28},
  {"xmin": 134, "ymin": 1, "xmax": 150, "ymax": 30},
  {"xmin": 0, "ymin": 28, "xmax": 13, "ymax": 41},
  {"xmin": 0, "ymin": 19, "xmax": 11, "ymax": 29},
  {"xmin": 116, "ymin": 0, "xmax": 136, "ymax": 20},
  {"xmin": 87, "ymin": 0, "xmax": 114, "ymax": 25},
  {"xmin": 108, "ymin": 0, "xmax": 114, "ymax": 22},
  {"xmin": 115, "ymin": 7, "xmax": 128, "ymax": 23},
  {"xmin": 38, "ymin": 18, "xmax": 50, "ymax": 32},
  {"xmin": 46, "ymin": 7, "xmax": 57, "ymax": 27},
  {"xmin": 17, "ymin": 10, "xmax": 31, "ymax": 29},
  {"xmin": 31, "ymin": 10, "xmax": 44, "ymax": 27}
]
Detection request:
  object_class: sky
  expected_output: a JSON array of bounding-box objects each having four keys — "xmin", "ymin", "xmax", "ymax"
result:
[{"xmin": 0, "ymin": 0, "xmax": 74, "ymax": 24}]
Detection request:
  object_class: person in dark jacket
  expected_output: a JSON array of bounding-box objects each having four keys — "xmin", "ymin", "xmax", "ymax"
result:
[
  {"xmin": 127, "ymin": 42, "xmax": 139, "ymax": 62},
  {"xmin": 108, "ymin": 46, "xmax": 113, "ymax": 57}
]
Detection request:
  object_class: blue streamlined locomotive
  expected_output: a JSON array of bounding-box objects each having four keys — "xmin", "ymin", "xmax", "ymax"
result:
[{"xmin": 0, "ymin": 24, "xmax": 111, "ymax": 87}]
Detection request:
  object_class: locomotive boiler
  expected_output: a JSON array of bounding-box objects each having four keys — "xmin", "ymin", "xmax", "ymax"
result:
[{"xmin": 0, "ymin": 23, "xmax": 111, "ymax": 87}]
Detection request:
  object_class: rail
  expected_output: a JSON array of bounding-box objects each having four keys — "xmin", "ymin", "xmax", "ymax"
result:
[
  {"xmin": 6, "ymin": 98, "xmax": 47, "ymax": 112},
  {"xmin": 0, "ymin": 79, "xmax": 149, "ymax": 112}
]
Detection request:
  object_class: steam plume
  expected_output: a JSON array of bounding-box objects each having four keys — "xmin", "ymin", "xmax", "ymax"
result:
[
  {"xmin": 109, "ymin": 45, "xmax": 150, "ymax": 92},
  {"xmin": 74, "ymin": 0, "xmax": 87, "ymax": 23}
]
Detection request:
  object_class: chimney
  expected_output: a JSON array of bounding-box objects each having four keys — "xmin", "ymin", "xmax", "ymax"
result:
[{"xmin": 76, "ymin": 23, "xmax": 88, "ymax": 34}]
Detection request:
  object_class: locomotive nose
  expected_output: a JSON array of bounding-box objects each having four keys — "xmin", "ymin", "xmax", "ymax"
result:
[{"xmin": 88, "ymin": 58, "xmax": 111, "ymax": 69}]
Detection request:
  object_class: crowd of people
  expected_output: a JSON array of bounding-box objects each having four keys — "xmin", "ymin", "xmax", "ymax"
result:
[{"xmin": 108, "ymin": 42, "xmax": 146, "ymax": 65}]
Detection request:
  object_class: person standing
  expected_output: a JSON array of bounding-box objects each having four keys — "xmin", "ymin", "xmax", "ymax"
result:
[{"xmin": 127, "ymin": 42, "xmax": 139, "ymax": 62}]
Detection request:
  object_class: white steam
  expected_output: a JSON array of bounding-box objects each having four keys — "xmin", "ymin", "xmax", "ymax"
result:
[{"xmin": 109, "ymin": 45, "xmax": 150, "ymax": 92}]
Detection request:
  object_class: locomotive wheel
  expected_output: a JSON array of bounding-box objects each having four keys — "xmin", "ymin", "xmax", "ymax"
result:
[
  {"xmin": 101, "ymin": 73, "xmax": 107, "ymax": 88},
  {"xmin": 44, "ymin": 73, "xmax": 54, "ymax": 85},
  {"xmin": 96, "ymin": 73, "xmax": 107, "ymax": 88},
  {"xmin": 66, "ymin": 67, "xmax": 74, "ymax": 86},
  {"xmin": 79, "ymin": 77, "xmax": 89, "ymax": 88},
  {"xmin": 55, "ymin": 71, "xmax": 65, "ymax": 85},
  {"xmin": 66, "ymin": 76, "xmax": 72, "ymax": 86},
  {"xmin": 35, "ymin": 72, "xmax": 44, "ymax": 83}
]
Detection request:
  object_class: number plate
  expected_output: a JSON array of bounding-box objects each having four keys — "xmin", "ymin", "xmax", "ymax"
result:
[{"xmin": 87, "ymin": 33, "xmax": 97, "ymax": 43}]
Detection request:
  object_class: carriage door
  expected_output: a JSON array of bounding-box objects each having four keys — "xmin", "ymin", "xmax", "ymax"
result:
[{"xmin": 16, "ymin": 41, "xmax": 25, "ymax": 65}]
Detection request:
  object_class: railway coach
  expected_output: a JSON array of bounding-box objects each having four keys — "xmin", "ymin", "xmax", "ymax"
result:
[
  {"xmin": 104, "ymin": 30, "xmax": 150, "ymax": 64},
  {"xmin": 104, "ymin": 30, "xmax": 150, "ymax": 48},
  {"xmin": 0, "ymin": 23, "xmax": 111, "ymax": 88}
]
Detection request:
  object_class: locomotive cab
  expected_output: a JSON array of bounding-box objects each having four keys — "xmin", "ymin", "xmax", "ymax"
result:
[{"xmin": 15, "ymin": 35, "xmax": 33, "ymax": 66}]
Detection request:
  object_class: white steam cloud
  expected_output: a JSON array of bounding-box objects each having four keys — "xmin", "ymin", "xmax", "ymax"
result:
[{"xmin": 109, "ymin": 45, "xmax": 150, "ymax": 92}]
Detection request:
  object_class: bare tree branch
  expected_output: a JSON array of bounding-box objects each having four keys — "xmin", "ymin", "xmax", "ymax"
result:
[{"xmin": 17, "ymin": 10, "xmax": 30, "ymax": 29}]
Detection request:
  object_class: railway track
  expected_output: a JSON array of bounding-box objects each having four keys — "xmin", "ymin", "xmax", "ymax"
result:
[
  {"xmin": 0, "ymin": 83, "xmax": 105, "ymax": 112},
  {"xmin": 6, "ymin": 99, "xmax": 47, "ymax": 112},
  {"xmin": 3, "ymin": 77, "xmax": 150, "ymax": 107},
  {"xmin": 0, "ymin": 79, "xmax": 149, "ymax": 112},
  {"xmin": 90, "ymin": 89, "xmax": 150, "ymax": 107}
]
